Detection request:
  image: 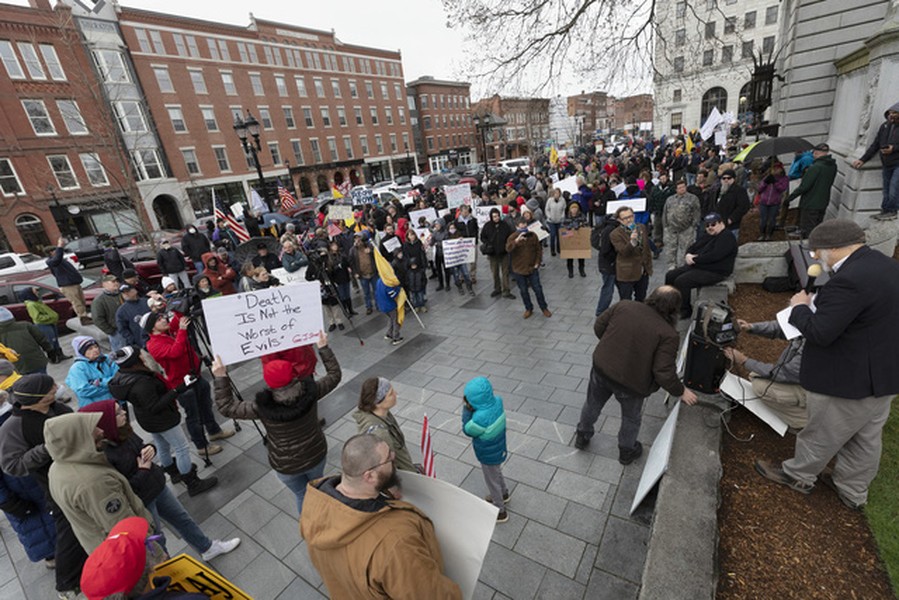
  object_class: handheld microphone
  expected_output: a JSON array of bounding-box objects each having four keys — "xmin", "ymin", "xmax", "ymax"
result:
[{"xmin": 805, "ymin": 263, "xmax": 823, "ymax": 293}]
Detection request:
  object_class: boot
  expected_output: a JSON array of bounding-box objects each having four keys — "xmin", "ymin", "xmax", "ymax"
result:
[
  {"xmin": 163, "ymin": 462, "xmax": 183, "ymax": 484},
  {"xmin": 579, "ymin": 266, "xmax": 587, "ymax": 277},
  {"xmin": 346, "ymin": 297, "xmax": 358, "ymax": 317},
  {"xmin": 467, "ymin": 282, "xmax": 475, "ymax": 296},
  {"xmin": 457, "ymin": 283, "xmax": 465, "ymax": 296},
  {"xmin": 55, "ymin": 347, "xmax": 72, "ymax": 361},
  {"xmin": 48, "ymin": 349, "xmax": 60, "ymax": 365},
  {"xmin": 183, "ymin": 464, "xmax": 218, "ymax": 497}
]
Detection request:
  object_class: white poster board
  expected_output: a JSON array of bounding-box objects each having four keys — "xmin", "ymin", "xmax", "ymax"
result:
[
  {"xmin": 201, "ymin": 282, "xmax": 323, "ymax": 365},
  {"xmin": 411, "ymin": 175, "xmax": 426, "ymax": 187},
  {"xmin": 527, "ymin": 221, "xmax": 549, "ymax": 241},
  {"xmin": 714, "ymin": 130, "xmax": 728, "ymax": 147},
  {"xmin": 630, "ymin": 402, "xmax": 680, "ymax": 514},
  {"xmin": 270, "ymin": 267, "xmax": 306, "ymax": 285},
  {"xmin": 327, "ymin": 204, "xmax": 354, "ymax": 222},
  {"xmin": 400, "ymin": 472, "xmax": 497, "ymax": 600},
  {"xmin": 350, "ymin": 188, "xmax": 375, "ymax": 205},
  {"xmin": 552, "ymin": 176, "xmax": 580, "ymax": 196},
  {"xmin": 229, "ymin": 202, "xmax": 245, "ymax": 219},
  {"xmin": 606, "ymin": 198, "xmax": 647, "ymax": 215},
  {"xmin": 611, "ymin": 182, "xmax": 627, "ymax": 197},
  {"xmin": 473, "ymin": 206, "xmax": 494, "ymax": 228},
  {"xmin": 383, "ymin": 236, "xmax": 402, "ymax": 254},
  {"xmin": 443, "ymin": 238, "xmax": 476, "ymax": 268},
  {"xmin": 444, "ymin": 184, "xmax": 473, "ymax": 209},
  {"xmin": 719, "ymin": 372, "xmax": 789, "ymax": 436},
  {"xmin": 409, "ymin": 208, "xmax": 439, "ymax": 227}
]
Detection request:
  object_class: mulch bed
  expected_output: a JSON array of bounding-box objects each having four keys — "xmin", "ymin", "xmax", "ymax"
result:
[{"xmin": 716, "ymin": 284, "xmax": 895, "ymax": 599}]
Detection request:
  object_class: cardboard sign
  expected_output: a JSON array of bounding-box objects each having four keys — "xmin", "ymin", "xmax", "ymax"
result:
[
  {"xmin": 443, "ymin": 238, "xmax": 476, "ymax": 268},
  {"xmin": 328, "ymin": 204, "xmax": 354, "ymax": 221},
  {"xmin": 559, "ymin": 227, "xmax": 592, "ymax": 259},
  {"xmin": 409, "ymin": 208, "xmax": 439, "ymax": 227},
  {"xmin": 350, "ymin": 188, "xmax": 375, "ymax": 205},
  {"xmin": 606, "ymin": 198, "xmax": 647, "ymax": 215},
  {"xmin": 552, "ymin": 176, "xmax": 580, "ymax": 196},
  {"xmin": 444, "ymin": 184, "xmax": 472, "ymax": 209},
  {"xmin": 152, "ymin": 554, "xmax": 252, "ymax": 599},
  {"xmin": 527, "ymin": 221, "xmax": 549, "ymax": 241},
  {"xmin": 202, "ymin": 282, "xmax": 323, "ymax": 365}
]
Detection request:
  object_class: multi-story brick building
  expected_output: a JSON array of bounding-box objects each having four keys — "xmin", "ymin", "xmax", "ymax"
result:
[
  {"xmin": 406, "ymin": 76, "xmax": 475, "ymax": 172},
  {"xmin": 472, "ymin": 95, "xmax": 550, "ymax": 161},
  {"xmin": 611, "ymin": 94, "xmax": 654, "ymax": 134},
  {"xmin": 0, "ymin": 0, "xmax": 147, "ymax": 253},
  {"xmin": 567, "ymin": 91, "xmax": 613, "ymax": 138}
]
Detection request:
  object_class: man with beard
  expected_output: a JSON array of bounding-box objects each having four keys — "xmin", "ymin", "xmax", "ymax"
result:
[
  {"xmin": 715, "ymin": 168, "xmax": 751, "ymax": 239},
  {"xmin": 301, "ymin": 434, "xmax": 462, "ymax": 600}
]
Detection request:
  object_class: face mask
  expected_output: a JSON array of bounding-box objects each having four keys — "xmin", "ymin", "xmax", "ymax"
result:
[{"xmin": 448, "ymin": 228, "xmax": 457, "ymax": 234}]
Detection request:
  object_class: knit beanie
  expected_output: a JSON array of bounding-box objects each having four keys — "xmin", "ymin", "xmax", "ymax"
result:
[
  {"xmin": 112, "ymin": 346, "xmax": 142, "ymax": 369},
  {"xmin": 807, "ymin": 219, "xmax": 866, "ymax": 250},
  {"xmin": 263, "ymin": 360, "xmax": 296, "ymax": 389},
  {"xmin": 11, "ymin": 374, "xmax": 55, "ymax": 406},
  {"xmin": 79, "ymin": 400, "xmax": 119, "ymax": 443}
]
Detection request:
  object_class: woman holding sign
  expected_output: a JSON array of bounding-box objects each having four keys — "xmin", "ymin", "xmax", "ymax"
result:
[{"xmin": 560, "ymin": 202, "xmax": 589, "ymax": 278}]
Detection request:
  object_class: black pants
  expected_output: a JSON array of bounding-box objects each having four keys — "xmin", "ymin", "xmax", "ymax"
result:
[
  {"xmin": 616, "ymin": 273, "xmax": 649, "ymax": 302},
  {"xmin": 665, "ymin": 266, "xmax": 726, "ymax": 313},
  {"xmin": 567, "ymin": 258, "xmax": 585, "ymax": 275},
  {"xmin": 800, "ymin": 208, "xmax": 825, "ymax": 238},
  {"xmin": 52, "ymin": 506, "xmax": 88, "ymax": 592}
]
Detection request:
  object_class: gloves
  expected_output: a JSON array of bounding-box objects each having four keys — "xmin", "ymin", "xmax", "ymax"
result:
[
  {"xmin": 174, "ymin": 383, "xmax": 189, "ymax": 394},
  {"xmin": 0, "ymin": 498, "xmax": 36, "ymax": 519},
  {"xmin": 764, "ymin": 175, "xmax": 775, "ymax": 184}
]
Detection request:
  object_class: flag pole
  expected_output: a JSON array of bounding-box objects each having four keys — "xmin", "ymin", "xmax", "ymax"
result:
[{"xmin": 405, "ymin": 296, "xmax": 425, "ymax": 330}]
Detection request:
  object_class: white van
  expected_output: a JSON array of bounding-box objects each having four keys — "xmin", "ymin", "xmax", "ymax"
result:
[{"xmin": 498, "ymin": 158, "xmax": 531, "ymax": 174}]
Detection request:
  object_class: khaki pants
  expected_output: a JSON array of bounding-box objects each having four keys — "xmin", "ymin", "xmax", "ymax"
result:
[
  {"xmin": 488, "ymin": 255, "xmax": 510, "ymax": 294},
  {"xmin": 749, "ymin": 375, "xmax": 808, "ymax": 429},
  {"xmin": 663, "ymin": 227, "xmax": 695, "ymax": 271},
  {"xmin": 60, "ymin": 284, "xmax": 87, "ymax": 318}
]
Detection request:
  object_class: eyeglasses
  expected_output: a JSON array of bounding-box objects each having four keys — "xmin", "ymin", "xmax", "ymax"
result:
[
  {"xmin": 619, "ymin": 214, "xmax": 635, "ymax": 221},
  {"xmin": 705, "ymin": 222, "xmax": 720, "ymax": 228},
  {"xmin": 353, "ymin": 450, "xmax": 395, "ymax": 476},
  {"xmin": 720, "ymin": 176, "xmax": 734, "ymax": 181}
]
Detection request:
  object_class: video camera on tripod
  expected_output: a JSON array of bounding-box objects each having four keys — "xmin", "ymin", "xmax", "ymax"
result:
[{"xmin": 683, "ymin": 300, "xmax": 738, "ymax": 394}]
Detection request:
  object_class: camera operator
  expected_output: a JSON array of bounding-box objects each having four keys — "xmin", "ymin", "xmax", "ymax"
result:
[
  {"xmin": 724, "ymin": 320, "xmax": 807, "ymax": 430},
  {"xmin": 144, "ymin": 312, "xmax": 233, "ymax": 456}
]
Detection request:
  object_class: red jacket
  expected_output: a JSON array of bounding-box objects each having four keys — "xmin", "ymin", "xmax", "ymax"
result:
[
  {"xmin": 200, "ymin": 252, "xmax": 236, "ymax": 296},
  {"xmin": 146, "ymin": 329, "xmax": 199, "ymax": 390}
]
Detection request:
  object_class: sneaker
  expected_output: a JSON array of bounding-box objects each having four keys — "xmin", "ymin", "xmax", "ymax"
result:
[
  {"xmin": 366, "ymin": 307, "xmax": 373, "ymax": 315},
  {"xmin": 542, "ymin": 309, "xmax": 552, "ymax": 318},
  {"xmin": 328, "ymin": 323, "xmax": 337, "ymax": 332},
  {"xmin": 618, "ymin": 441, "xmax": 643, "ymax": 465},
  {"xmin": 45, "ymin": 558, "xmax": 55, "ymax": 569},
  {"xmin": 201, "ymin": 538, "xmax": 241, "ymax": 561},
  {"xmin": 485, "ymin": 490, "xmax": 512, "ymax": 505},
  {"xmin": 202, "ymin": 443, "xmax": 223, "ymax": 456},
  {"xmin": 385, "ymin": 334, "xmax": 392, "ymax": 340},
  {"xmin": 207, "ymin": 429, "xmax": 235, "ymax": 442},
  {"xmin": 819, "ymin": 472, "xmax": 865, "ymax": 511},
  {"xmin": 491, "ymin": 290, "xmax": 502, "ymax": 297},
  {"xmin": 873, "ymin": 211, "xmax": 898, "ymax": 221},
  {"xmin": 469, "ymin": 289, "xmax": 476, "ymax": 297},
  {"xmin": 338, "ymin": 323, "xmax": 345, "ymax": 331},
  {"xmin": 392, "ymin": 337, "xmax": 404, "ymax": 346},
  {"xmin": 523, "ymin": 310, "xmax": 533, "ymax": 319},
  {"xmin": 57, "ymin": 591, "xmax": 81, "ymax": 600},
  {"xmin": 502, "ymin": 293, "xmax": 516, "ymax": 300},
  {"xmin": 496, "ymin": 510, "xmax": 509, "ymax": 524},
  {"xmin": 574, "ymin": 432, "xmax": 590, "ymax": 450},
  {"xmin": 754, "ymin": 460, "xmax": 814, "ymax": 494}
]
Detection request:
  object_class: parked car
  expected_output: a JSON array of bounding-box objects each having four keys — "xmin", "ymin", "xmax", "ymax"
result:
[
  {"xmin": 499, "ymin": 158, "xmax": 531, "ymax": 174},
  {"xmin": 64, "ymin": 232, "xmax": 140, "ymax": 267},
  {"xmin": 129, "ymin": 259, "xmax": 198, "ymax": 289},
  {"xmin": 0, "ymin": 252, "xmax": 80, "ymax": 277},
  {"xmin": 0, "ymin": 271, "xmax": 102, "ymax": 331}
]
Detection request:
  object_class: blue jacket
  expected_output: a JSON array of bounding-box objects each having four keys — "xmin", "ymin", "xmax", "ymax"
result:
[
  {"xmin": 64, "ymin": 336, "xmax": 119, "ymax": 407},
  {"xmin": 115, "ymin": 298, "xmax": 150, "ymax": 347},
  {"xmin": 788, "ymin": 151, "xmax": 814, "ymax": 180},
  {"xmin": 375, "ymin": 279, "xmax": 400, "ymax": 313},
  {"xmin": 462, "ymin": 377, "xmax": 507, "ymax": 465},
  {"xmin": 0, "ymin": 409, "xmax": 56, "ymax": 562},
  {"xmin": 45, "ymin": 246, "xmax": 83, "ymax": 287}
]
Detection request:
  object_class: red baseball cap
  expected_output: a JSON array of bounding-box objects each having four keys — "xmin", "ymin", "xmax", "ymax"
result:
[{"xmin": 81, "ymin": 517, "xmax": 150, "ymax": 599}]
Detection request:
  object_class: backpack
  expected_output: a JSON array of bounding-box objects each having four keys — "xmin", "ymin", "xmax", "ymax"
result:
[{"xmin": 598, "ymin": 220, "xmax": 618, "ymax": 266}]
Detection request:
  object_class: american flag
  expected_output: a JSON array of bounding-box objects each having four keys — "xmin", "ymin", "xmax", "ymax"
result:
[
  {"xmin": 278, "ymin": 180, "xmax": 297, "ymax": 211},
  {"xmin": 420, "ymin": 414, "xmax": 436, "ymax": 478},
  {"xmin": 212, "ymin": 188, "xmax": 250, "ymax": 243}
]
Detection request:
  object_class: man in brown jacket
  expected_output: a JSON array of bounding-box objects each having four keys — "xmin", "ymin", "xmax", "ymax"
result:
[
  {"xmin": 609, "ymin": 206, "xmax": 653, "ymax": 301},
  {"xmin": 505, "ymin": 217, "xmax": 552, "ymax": 319},
  {"xmin": 574, "ymin": 286, "xmax": 698, "ymax": 464},
  {"xmin": 301, "ymin": 433, "xmax": 462, "ymax": 600}
]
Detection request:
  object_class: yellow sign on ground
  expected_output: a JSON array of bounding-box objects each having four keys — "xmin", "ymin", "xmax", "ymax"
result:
[{"xmin": 152, "ymin": 554, "xmax": 253, "ymax": 599}]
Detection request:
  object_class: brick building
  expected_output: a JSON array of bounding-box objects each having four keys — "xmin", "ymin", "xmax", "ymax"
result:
[
  {"xmin": 472, "ymin": 95, "xmax": 550, "ymax": 161},
  {"xmin": 0, "ymin": 0, "xmax": 146, "ymax": 253},
  {"xmin": 611, "ymin": 94, "xmax": 654, "ymax": 134},
  {"xmin": 567, "ymin": 91, "xmax": 613, "ymax": 138},
  {"xmin": 406, "ymin": 76, "xmax": 475, "ymax": 172}
]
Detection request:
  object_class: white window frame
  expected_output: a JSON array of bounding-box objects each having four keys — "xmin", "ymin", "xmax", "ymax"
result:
[
  {"xmin": 16, "ymin": 43, "xmax": 45, "ymax": 80},
  {"xmin": 249, "ymin": 72, "xmax": 264, "ymax": 96},
  {"xmin": 188, "ymin": 68, "xmax": 207, "ymax": 94},
  {"xmin": 0, "ymin": 158, "xmax": 25, "ymax": 196},
  {"xmin": 320, "ymin": 107, "xmax": 331, "ymax": 127},
  {"xmin": 295, "ymin": 75, "xmax": 307, "ymax": 97},
  {"xmin": 258, "ymin": 106, "xmax": 273, "ymax": 130},
  {"xmin": 310, "ymin": 138, "xmax": 322, "ymax": 163},
  {"xmin": 79, "ymin": 153, "xmax": 109, "ymax": 187},
  {"xmin": 47, "ymin": 154, "xmax": 79, "ymax": 190},
  {"xmin": 22, "ymin": 99, "xmax": 56, "ymax": 136},
  {"xmin": 290, "ymin": 139, "xmax": 304, "ymax": 165},
  {"xmin": 220, "ymin": 71, "xmax": 237, "ymax": 95},
  {"xmin": 212, "ymin": 146, "xmax": 230, "ymax": 172},
  {"xmin": 131, "ymin": 149, "xmax": 165, "ymax": 180},
  {"xmin": 152, "ymin": 65, "xmax": 173, "ymax": 92},
  {"xmin": 360, "ymin": 135, "xmax": 370, "ymax": 156},
  {"xmin": 327, "ymin": 137, "xmax": 339, "ymax": 161},
  {"xmin": 180, "ymin": 147, "xmax": 201, "ymax": 175},
  {"xmin": 0, "ymin": 41, "xmax": 24, "ymax": 79},
  {"xmin": 275, "ymin": 74, "xmax": 288, "ymax": 97},
  {"xmin": 95, "ymin": 50, "xmax": 131, "ymax": 83},
  {"xmin": 200, "ymin": 106, "xmax": 218, "ymax": 131},
  {"xmin": 269, "ymin": 141, "xmax": 281, "ymax": 165},
  {"xmin": 39, "ymin": 45, "xmax": 66, "ymax": 81},
  {"xmin": 343, "ymin": 135, "xmax": 354, "ymax": 159},
  {"xmin": 114, "ymin": 101, "xmax": 148, "ymax": 133},
  {"xmin": 56, "ymin": 100, "xmax": 88, "ymax": 135}
]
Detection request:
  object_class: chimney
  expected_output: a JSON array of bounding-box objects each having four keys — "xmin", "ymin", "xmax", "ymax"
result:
[{"xmin": 29, "ymin": 0, "xmax": 53, "ymax": 9}]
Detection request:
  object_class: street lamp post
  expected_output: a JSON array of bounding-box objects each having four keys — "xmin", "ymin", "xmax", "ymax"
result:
[
  {"xmin": 472, "ymin": 113, "xmax": 492, "ymax": 175},
  {"xmin": 233, "ymin": 110, "xmax": 272, "ymax": 214}
]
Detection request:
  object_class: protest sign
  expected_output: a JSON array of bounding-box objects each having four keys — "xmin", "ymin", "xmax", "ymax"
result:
[
  {"xmin": 559, "ymin": 227, "xmax": 592, "ymax": 259},
  {"xmin": 719, "ymin": 372, "xmax": 789, "ymax": 436},
  {"xmin": 409, "ymin": 207, "xmax": 438, "ymax": 227},
  {"xmin": 327, "ymin": 204, "xmax": 354, "ymax": 221},
  {"xmin": 153, "ymin": 554, "xmax": 251, "ymax": 599},
  {"xmin": 473, "ymin": 206, "xmax": 494, "ymax": 228},
  {"xmin": 411, "ymin": 175, "xmax": 426, "ymax": 187},
  {"xmin": 606, "ymin": 197, "xmax": 647, "ymax": 214},
  {"xmin": 443, "ymin": 238, "xmax": 476, "ymax": 268},
  {"xmin": 611, "ymin": 182, "xmax": 627, "ymax": 197},
  {"xmin": 714, "ymin": 130, "xmax": 728, "ymax": 147},
  {"xmin": 350, "ymin": 188, "xmax": 375, "ymax": 205},
  {"xmin": 229, "ymin": 202, "xmax": 245, "ymax": 219},
  {"xmin": 270, "ymin": 267, "xmax": 306, "ymax": 285},
  {"xmin": 444, "ymin": 183, "xmax": 472, "ymax": 209},
  {"xmin": 631, "ymin": 402, "xmax": 680, "ymax": 515},
  {"xmin": 527, "ymin": 221, "xmax": 549, "ymax": 241},
  {"xmin": 552, "ymin": 175, "xmax": 580, "ymax": 196},
  {"xmin": 202, "ymin": 282, "xmax": 323, "ymax": 365},
  {"xmin": 439, "ymin": 208, "xmax": 452, "ymax": 219},
  {"xmin": 400, "ymin": 472, "xmax": 497, "ymax": 600},
  {"xmin": 383, "ymin": 236, "xmax": 402, "ymax": 254}
]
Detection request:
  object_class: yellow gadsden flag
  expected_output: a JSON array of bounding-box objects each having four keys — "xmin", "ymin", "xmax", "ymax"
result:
[
  {"xmin": 330, "ymin": 185, "xmax": 344, "ymax": 199},
  {"xmin": 685, "ymin": 133, "xmax": 694, "ymax": 154},
  {"xmin": 549, "ymin": 145, "xmax": 559, "ymax": 167},
  {"xmin": 372, "ymin": 245, "xmax": 407, "ymax": 325}
]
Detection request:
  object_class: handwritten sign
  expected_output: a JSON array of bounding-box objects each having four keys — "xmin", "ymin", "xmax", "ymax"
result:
[
  {"xmin": 328, "ymin": 204, "xmax": 354, "ymax": 221},
  {"xmin": 202, "ymin": 282, "xmax": 323, "ymax": 365},
  {"xmin": 473, "ymin": 206, "xmax": 494, "ymax": 228},
  {"xmin": 560, "ymin": 227, "xmax": 592, "ymax": 259},
  {"xmin": 383, "ymin": 236, "xmax": 402, "ymax": 254},
  {"xmin": 152, "ymin": 554, "xmax": 252, "ymax": 599},
  {"xmin": 527, "ymin": 221, "xmax": 549, "ymax": 241},
  {"xmin": 270, "ymin": 267, "xmax": 306, "ymax": 285},
  {"xmin": 411, "ymin": 175, "xmax": 426, "ymax": 187},
  {"xmin": 444, "ymin": 184, "xmax": 472, "ymax": 209},
  {"xmin": 350, "ymin": 188, "xmax": 375, "ymax": 205},
  {"xmin": 409, "ymin": 208, "xmax": 438, "ymax": 227},
  {"xmin": 443, "ymin": 238, "xmax": 476, "ymax": 268}
]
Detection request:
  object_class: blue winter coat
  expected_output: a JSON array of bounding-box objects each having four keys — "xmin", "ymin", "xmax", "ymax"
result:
[
  {"xmin": 0, "ymin": 409, "xmax": 56, "ymax": 562},
  {"xmin": 64, "ymin": 336, "xmax": 119, "ymax": 407},
  {"xmin": 45, "ymin": 246, "xmax": 83, "ymax": 287},
  {"xmin": 375, "ymin": 278, "xmax": 400, "ymax": 313},
  {"xmin": 462, "ymin": 377, "xmax": 507, "ymax": 466}
]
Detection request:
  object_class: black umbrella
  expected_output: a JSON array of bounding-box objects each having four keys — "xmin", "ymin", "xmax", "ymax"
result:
[
  {"xmin": 425, "ymin": 174, "xmax": 453, "ymax": 189},
  {"xmin": 742, "ymin": 136, "xmax": 814, "ymax": 162},
  {"xmin": 233, "ymin": 236, "xmax": 280, "ymax": 266}
]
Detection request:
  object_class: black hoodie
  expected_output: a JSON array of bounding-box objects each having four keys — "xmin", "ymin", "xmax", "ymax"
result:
[{"xmin": 108, "ymin": 369, "xmax": 182, "ymax": 433}]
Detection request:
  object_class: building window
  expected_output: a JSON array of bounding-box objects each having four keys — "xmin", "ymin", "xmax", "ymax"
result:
[
  {"xmin": 148, "ymin": 30, "xmax": 165, "ymax": 54},
  {"xmin": 675, "ymin": 1, "xmax": 686, "ymax": 17},
  {"xmin": 670, "ymin": 112, "xmax": 683, "ymax": 133},
  {"xmin": 370, "ymin": 107, "xmax": 379, "ymax": 125},
  {"xmin": 201, "ymin": 106, "xmax": 218, "ymax": 131},
  {"xmin": 313, "ymin": 78, "xmax": 325, "ymax": 97},
  {"xmin": 56, "ymin": 100, "xmax": 87, "ymax": 135},
  {"xmin": 675, "ymin": 29, "xmax": 686, "ymax": 47},
  {"xmin": 269, "ymin": 142, "xmax": 281, "ymax": 165},
  {"xmin": 95, "ymin": 51, "xmax": 131, "ymax": 83},
  {"xmin": 0, "ymin": 159, "xmax": 24, "ymax": 196},
  {"xmin": 763, "ymin": 36, "xmax": 775, "ymax": 56},
  {"xmin": 745, "ymin": 11, "xmax": 756, "ymax": 29},
  {"xmin": 375, "ymin": 134, "xmax": 383, "ymax": 154},
  {"xmin": 291, "ymin": 140, "xmax": 304, "ymax": 165},
  {"xmin": 259, "ymin": 107, "xmax": 273, "ymax": 129},
  {"xmin": 722, "ymin": 45, "xmax": 733, "ymax": 63},
  {"xmin": 354, "ymin": 106, "xmax": 363, "ymax": 125},
  {"xmin": 213, "ymin": 146, "xmax": 230, "ymax": 172},
  {"xmin": 343, "ymin": 136, "xmax": 353, "ymax": 159},
  {"xmin": 79, "ymin": 153, "xmax": 108, "ymax": 186},
  {"xmin": 131, "ymin": 149, "xmax": 165, "ymax": 180},
  {"xmin": 218, "ymin": 40, "xmax": 231, "ymax": 61},
  {"xmin": 221, "ymin": 71, "xmax": 236, "ymax": 95},
  {"xmin": 674, "ymin": 56, "xmax": 684, "ymax": 73},
  {"xmin": 114, "ymin": 101, "xmax": 147, "ymax": 133},
  {"xmin": 349, "ymin": 81, "xmax": 358, "ymax": 98},
  {"xmin": 705, "ymin": 21, "xmax": 716, "ymax": 39},
  {"xmin": 0, "ymin": 41, "xmax": 24, "ymax": 79},
  {"xmin": 189, "ymin": 69, "xmax": 207, "ymax": 94},
  {"xmin": 22, "ymin": 100, "xmax": 56, "ymax": 136},
  {"xmin": 402, "ymin": 132, "xmax": 410, "ymax": 151},
  {"xmin": 320, "ymin": 107, "xmax": 331, "ymax": 127},
  {"xmin": 283, "ymin": 106, "xmax": 296, "ymax": 129},
  {"xmin": 167, "ymin": 106, "xmax": 186, "ymax": 132},
  {"xmin": 765, "ymin": 5, "xmax": 778, "ymax": 25},
  {"xmin": 724, "ymin": 17, "xmax": 736, "ymax": 34},
  {"xmin": 17, "ymin": 43, "xmax": 45, "ymax": 79},
  {"xmin": 337, "ymin": 107, "xmax": 347, "ymax": 127},
  {"xmin": 419, "ymin": 94, "xmax": 428, "ymax": 109},
  {"xmin": 181, "ymin": 148, "xmax": 200, "ymax": 175},
  {"xmin": 742, "ymin": 40, "xmax": 754, "ymax": 59},
  {"xmin": 385, "ymin": 108, "xmax": 393, "ymax": 125},
  {"xmin": 398, "ymin": 107, "xmax": 406, "ymax": 124},
  {"xmin": 47, "ymin": 155, "xmax": 78, "ymax": 189},
  {"xmin": 310, "ymin": 139, "xmax": 322, "ymax": 163},
  {"xmin": 673, "ymin": 89, "xmax": 682, "ymax": 102},
  {"xmin": 327, "ymin": 138, "xmax": 338, "ymax": 161},
  {"xmin": 207, "ymin": 37, "xmax": 219, "ymax": 60},
  {"xmin": 423, "ymin": 116, "xmax": 432, "ymax": 129},
  {"xmin": 303, "ymin": 107, "xmax": 314, "ymax": 127},
  {"xmin": 172, "ymin": 33, "xmax": 188, "ymax": 57},
  {"xmin": 275, "ymin": 75, "xmax": 288, "ymax": 97},
  {"xmin": 295, "ymin": 76, "xmax": 307, "ymax": 97},
  {"xmin": 331, "ymin": 79, "xmax": 341, "ymax": 98},
  {"xmin": 39, "ymin": 45, "xmax": 65, "ymax": 81},
  {"xmin": 394, "ymin": 83, "xmax": 403, "ymax": 100},
  {"xmin": 703, "ymin": 49, "xmax": 714, "ymax": 66},
  {"xmin": 365, "ymin": 81, "xmax": 374, "ymax": 99},
  {"xmin": 134, "ymin": 29, "xmax": 152, "ymax": 53},
  {"xmin": 152, "ymin": 66, "xmax": 173, "ymax": 92},
  {"xmin": 359, "ymin": 136, "xmax": 369, "ymax": 156},
  {"xmin": 701, "ymin": 87, "xmax": 728, "ymax": 121},
  {"xmin": 389, "ymin": 133, "xmax": 397, "ymax": 153},
  {"xmin": 380, "ymin": 82, "xmax": 389, "ymax": 99},
  {"xmin": 250, "ymin": 73, "xmax": 264, "ymax": 96}
]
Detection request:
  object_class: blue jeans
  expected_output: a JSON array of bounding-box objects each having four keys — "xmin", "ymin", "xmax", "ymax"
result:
[
  {"xmin": 177, "ymin": 377, "xmax": 222, "ymax": 450},
  {"xmin": 512, "ymin": 271, "xmax": 548, "ymax": 312},
  {"xmin": 107, "ymin": 332, "xmax": 127, "ymax": 352},
  {"xmin": 276, "ymin": 457, "xmax": 326, "ymax": 515},
  {"xmin": 147, "ymin": 485, "xmax": 211, "ymax": 554},
  {"xmin": 451, "ymin": 263, "xmax": 471, "ymax": 286},
  {"xmin": 882, "ymin": 165, "xmax": 899, "ymax": 213},
  {"xmin": 35, "ymin": 324, "xmax": 60, "ymax": 350},
  {"xmin": 410, "ymin": 290, "xmax": 426, "ymax": 307},
  {"xmin": 595, "ymin": 271, "xmax": 616, "ymax": 316},
  {"xmin": 151, "ymin": 424, "xmax": 192, "ymax": 474},
  {"xmin": 685, "ymin": 172, "xmax": 697, "ymax": 186},
  {"xmin": 547, "ymin": 222, "xmax": 561, "ymax": 254},
  {"xmin": 359, "ymin": 276, "xmax": 377, "ymax": 309}
]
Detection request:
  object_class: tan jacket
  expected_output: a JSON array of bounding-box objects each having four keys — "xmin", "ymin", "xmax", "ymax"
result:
[
  {"xmin": 301, "ymin": 476, "xmax": 461, "ymax": 600},
  {"xmin": 610, "ymin": 224, "xmax": 652, "ymax": 282},
  {"xmin": 505, "ymin": 230, "xmax": 542, "ymax": 275}
]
